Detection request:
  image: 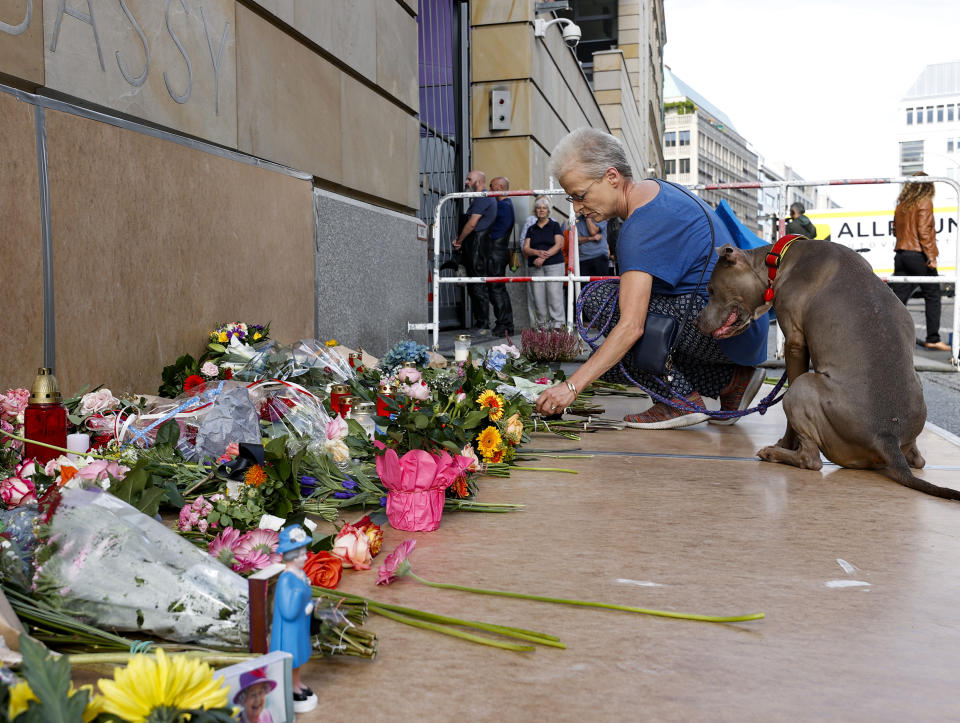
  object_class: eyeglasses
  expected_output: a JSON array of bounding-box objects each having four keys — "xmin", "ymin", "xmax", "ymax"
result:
[{"xmin": 564, "ymin": 178, "xmax": 600, "ymax": 204}]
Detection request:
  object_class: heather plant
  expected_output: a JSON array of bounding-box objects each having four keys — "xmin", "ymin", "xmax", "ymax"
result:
[{"xmin": 520, "ymin": 326, "xmax": 582, "ymax": 363}]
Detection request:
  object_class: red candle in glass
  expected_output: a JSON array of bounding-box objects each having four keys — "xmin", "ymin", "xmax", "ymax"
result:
[
  {"xmin": 376, "ymin": 383, "xmax": 395, "ymax": 416},
  {"xmin": 330, "ymin": 384, "xmax": 350, "ymax": 415},
  {"xmin": 24, "ymin": 368, "xmax": 68, "ymax": 465}
]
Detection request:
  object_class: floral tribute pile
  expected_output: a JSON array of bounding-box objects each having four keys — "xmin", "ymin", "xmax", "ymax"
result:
[{"xmin": 0, "ymin": 323, "xmax": 591, "ymax": 715}]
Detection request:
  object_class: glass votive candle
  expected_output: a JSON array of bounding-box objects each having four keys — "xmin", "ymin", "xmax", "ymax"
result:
[{"xmin": 454, "ymin": 334, "xmax": 472, "ymax": 362}]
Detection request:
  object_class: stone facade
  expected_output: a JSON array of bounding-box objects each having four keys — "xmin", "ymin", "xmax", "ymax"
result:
[{"xmin": 0, "ymin": 0, "xmax": 424, "ymax": 392}]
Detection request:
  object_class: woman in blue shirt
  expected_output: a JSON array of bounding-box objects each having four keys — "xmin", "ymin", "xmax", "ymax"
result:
[{"xmin": 534, "ymin": 128, "xmax": 768, "ymax": 429}]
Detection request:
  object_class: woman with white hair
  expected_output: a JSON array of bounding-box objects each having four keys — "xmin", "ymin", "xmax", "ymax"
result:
[
  {"xmin": 523, "ymin": 196, "xmax": 566, "ymax": 327},
  {"xmin": 534, "ymin": 128, "xmax": 768, "ymax": 429}
]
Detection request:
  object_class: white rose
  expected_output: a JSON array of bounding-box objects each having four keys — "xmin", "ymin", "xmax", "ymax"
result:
[
  {"xmin": 200, "ymin": 361, "xmax": 220, "ymax": 378},
  {"xmin": 78, "ymin": 389, "xmax": 119, "ymax": 416},
  {"xmin": 323, "ymin": 438, "xmax": 351, "ymax": 463}
]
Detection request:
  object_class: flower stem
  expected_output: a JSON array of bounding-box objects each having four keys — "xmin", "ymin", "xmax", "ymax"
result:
[
  {"xmin": 68, "ymin": 652, "xmax": 255, "ymax": 666},
  {"xmin": 318, "ymin": 589, "xmax": 562, "ymax": 648},
  {"xmin": 407, "ymin": 573, "xmax": 765, "ymax": 624},
  {"xmin": 367, "ymin": 605, "xmax": 535, "ymax": 652},
  {"xmin": 510, "ymin": 466, "xmax": 578, "ymax": 474},
  {"xmin": 0, "ymin": 429, "xmax": 113, "ymax": 461}
]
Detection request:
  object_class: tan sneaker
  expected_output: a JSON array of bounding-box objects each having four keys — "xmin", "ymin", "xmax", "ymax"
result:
[{"xmin": 624, "ymin": 391, "xmax": 709, "ymax": 429}]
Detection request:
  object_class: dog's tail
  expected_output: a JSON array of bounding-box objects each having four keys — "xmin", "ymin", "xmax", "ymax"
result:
[{"xmin": 879, "ymin": 436, "xmax": 960, "ymax": 501}]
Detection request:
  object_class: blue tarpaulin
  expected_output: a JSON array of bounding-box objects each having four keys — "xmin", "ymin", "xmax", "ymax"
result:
[{"xmin": 714, "ymin": 199, "xmax": 767, "ymax": 250}]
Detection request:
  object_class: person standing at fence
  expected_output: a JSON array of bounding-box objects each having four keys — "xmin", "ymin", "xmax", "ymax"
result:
[
  {"xmin": 575, "ymin": 214, "xmax": 610, "ymax": 278},
  {"xmin": 785, "ymin": 202, "xmax": 817, "ymax": 239},
  {"xmin": 523, "ymin": 197, "xmax": 566, "ymax": 328},
  {"xmin": 533, "ymin": 127, "xmax": 768, "ymax": 429},
  {"xmin": 890, "ymin": 172, "xmax": 950, "ymax": 351},
  {"xmin": 486, "ymin": 176, "xmax": 516, "ymax": 336},
  {"xmin": 452, "ymin": 170, "xmax": 498, "ymax": 334}
]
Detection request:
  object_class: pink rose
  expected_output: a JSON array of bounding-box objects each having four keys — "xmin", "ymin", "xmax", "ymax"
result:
[
  {"xmin": 0, "ymin": 476, "xmax": 36, "ymax": 507},
  {"xmin": 401, "ymin": 381, "xmax": 431, "ymax": 401},
  {"xmin": 78, "ymin": 388, "xmax": 119, "ymax": 416},
  {"xmin": 0, "ymin": 389, "xmax": 29, "ymax": 420},
  {"xmin": 455, "ymin": 392, "xmax": 466, "ymax": 403},
  {"xmin": 331, "ymin": 524, "xmax": 372, "ymax": 570},
  {"xmin": 74, "ymin": 459, "xmax": 129, "ymax": 485},
  {"xmin": 325, "ymin": 414, "xmax": 349, "ymax": 441},
  {"xmin": 14, "ymin": 459, "xmax": 37, "ymax": 480},
  {"xmin": 200, "ymin": 361, "xmax": 220, "ymax": 378},
  {"xmin": 397, "ymin": 368, "xmax": 422, "ymax": 384},
  {"xmin": 459, "ymin": 444, "xmax": 480, "ymax": 472}
]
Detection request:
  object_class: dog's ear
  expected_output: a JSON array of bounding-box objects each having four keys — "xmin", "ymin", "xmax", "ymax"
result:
[
  {"xmin": 751, "ymin": 302, "xmax": 773, "ymax": 320},
  {"xmin": 715, "ymin": 244, "xmax": 743, "ymax": 266}
]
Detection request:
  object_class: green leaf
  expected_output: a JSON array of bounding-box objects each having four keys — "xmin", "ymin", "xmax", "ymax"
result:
[
  {"xmin": 110, "ymin": 464, "xmax": 148, "ymax": 503},
  {"xmin": 18, "ymin": 636, "xmax": 89, "ymax": 723},
  {"xmin": 208, "ymin": 342, "xmax": 226, "ymax": 353},
  {"xmin": 441, "ymin": 440, "xmax": 462, "ymax": 454},
  {"xmin": 154, "ymin": 420, "xmax": 180, "ymax": 448},
  {"xmin": 135, "ymin": 488, "xmax": 166, "ymax": 518},
  {"xmin": 414, "ymin": 414, "xmax": 429, "ymax": 430},
  {"xmin": 163, "ymin": 480, "xmax": 186, "ymax": 508},
  {"xmin": 462, "ymin": 410, "xmax": 489, "ymax": 429},
  {"xmin": 264, "ymin": 436, "xmax": 288, "ymax": 460}
]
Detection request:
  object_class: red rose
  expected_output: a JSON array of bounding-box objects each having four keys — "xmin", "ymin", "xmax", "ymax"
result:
[
  {"xmin": 304, "ymin": 551, "xmax": 343, "ymax": 589},
  {"xmin": 183, "ymin": 375, "xmax": 206, "ymax": 393}
]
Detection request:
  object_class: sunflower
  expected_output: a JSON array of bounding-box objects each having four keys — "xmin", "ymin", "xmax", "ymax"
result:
[
  {"xmin": 476, "ymin": 426, "xmax": 503, "ymax": 461},
  {"xmin": 98, "ymin": 649, "xmax": 227, "ymax": 723},
  {"xmin": 244, "ymin": 464, "xmax": 268, "ymax": 487},
  {"xmin": 476, "ymin": 390, "xmax": 505, "ymax": 421}
]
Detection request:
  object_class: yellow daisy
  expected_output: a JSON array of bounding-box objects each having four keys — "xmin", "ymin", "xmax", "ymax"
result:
[
  {"xmin": 98, "ymin": 649, "xmax": 227, "ymax": 722},
  {"xmin": 476, "ymin": 426, "xmax": 503, "ymax": 460},
  {"xmin": 9, "ymin": 681, "xmax": 103, "ymax": 722},
  {"xmin": 476, "ymin": 390, "xmax": 505, "ymax": 421}
]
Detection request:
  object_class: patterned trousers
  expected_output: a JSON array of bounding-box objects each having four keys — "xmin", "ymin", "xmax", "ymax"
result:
[{"xmin": 581, "ymin": 286, "xmax": 740, "ymax": 398}]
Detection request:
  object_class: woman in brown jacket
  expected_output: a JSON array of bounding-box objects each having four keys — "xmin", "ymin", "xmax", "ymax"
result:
[{"xmin": 891, "ymin": 172, "xmax": 950, "ymax": 351}]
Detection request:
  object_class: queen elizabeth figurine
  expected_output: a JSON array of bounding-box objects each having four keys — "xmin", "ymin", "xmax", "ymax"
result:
[{"xmin": 270, "ymin": 524, "xmax": 317, "ymax": 713}]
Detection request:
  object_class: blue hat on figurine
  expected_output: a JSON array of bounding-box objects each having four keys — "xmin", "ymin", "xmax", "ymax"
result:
[{"xmin": 276, "ymin": 524, "xmax": 311, "ymax": 554}]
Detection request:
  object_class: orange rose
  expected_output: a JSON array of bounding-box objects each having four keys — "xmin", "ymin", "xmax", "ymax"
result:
[
  {"xmin": 353, "ymin": 515, "xmax": 384, "ymax": 557},
  {"xmin": 303, "ymin": 551, "xmax": 343, "ymax": 589}
]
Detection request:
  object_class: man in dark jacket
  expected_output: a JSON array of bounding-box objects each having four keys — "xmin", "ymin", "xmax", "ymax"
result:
[
  {"xmin": 486, "ymin": 176, "xmax": 516, "ymax": 335},
  {"xmin": 785, "ymin": 202, "xmax": 817, "ymax": 239}
]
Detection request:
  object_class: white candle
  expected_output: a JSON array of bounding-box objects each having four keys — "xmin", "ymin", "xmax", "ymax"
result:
[
  {"xmin": 454, "ymin": 347, "xmax": 468, "ymax": 362},
  {"xmin": 67, "ymin": 433, "xmax": 90, "ymax": 461}
]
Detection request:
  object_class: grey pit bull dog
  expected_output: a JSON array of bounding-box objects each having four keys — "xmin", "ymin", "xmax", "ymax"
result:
[{"xmin": 697, "ymin": 238, "xmax": 960, "ymax": 501}]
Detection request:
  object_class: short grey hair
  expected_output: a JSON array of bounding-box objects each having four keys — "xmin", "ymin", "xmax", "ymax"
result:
[
  {"xmin": 790, "ymin": 202, "xmax": 805, "ymax": 215},
  {"xmin": 533, "ymin": 195, "xmax": 550, "ymax": 210},
  {"xmin": 549, "ymin": 128, "xmax": 633, "ymax": 182}
]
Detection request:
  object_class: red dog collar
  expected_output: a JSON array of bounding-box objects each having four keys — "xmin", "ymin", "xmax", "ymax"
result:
[{"xmin": 763, "ymin": 234, "xmax": 803, "ymax": 303}]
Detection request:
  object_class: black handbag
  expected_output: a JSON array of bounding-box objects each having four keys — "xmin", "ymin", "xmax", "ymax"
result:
[{"xmin": 629, "ymin": 181, "xmax": 715, "ymax": 379}]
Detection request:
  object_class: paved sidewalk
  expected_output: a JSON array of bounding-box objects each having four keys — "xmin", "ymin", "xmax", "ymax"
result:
[{"xmin": 304, "ymin": 390, "xmax": 960, "ymax": 722}]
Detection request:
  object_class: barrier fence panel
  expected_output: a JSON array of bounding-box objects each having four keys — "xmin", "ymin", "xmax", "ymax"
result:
[{"xmin": 410, "ymin": 177, "xmax": 959, "ymax": 370}]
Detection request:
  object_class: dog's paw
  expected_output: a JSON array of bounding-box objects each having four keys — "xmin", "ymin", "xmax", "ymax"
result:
[{"xmin": 757, "ymin": 445, "xmax": 777, "ymax": 462}]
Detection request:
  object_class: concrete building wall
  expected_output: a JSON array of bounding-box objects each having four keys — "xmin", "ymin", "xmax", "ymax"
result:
[{"xmin": 0, "ymin": 0, "xmax": 423, "ymax": 392}]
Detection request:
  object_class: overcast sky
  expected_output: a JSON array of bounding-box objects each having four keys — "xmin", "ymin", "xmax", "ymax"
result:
[{"xmin": 662, "ymin": 0, "xmax": 960, "ymax": 208}]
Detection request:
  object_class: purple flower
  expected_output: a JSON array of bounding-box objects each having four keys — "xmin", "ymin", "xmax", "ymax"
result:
[
  {"xmin": 378, "ymin": 496, "xmax": 387, "ymax": 507},
  {"xmin": 300, "ymin": 475, "xmax": 318, "ymax": 497},
  {"xmin": 342, "ymin": 477, "xmax": 357, "ymax": 490},
  {"xmin": 333, "ymin": 491, "xmax": 355, "ymax": 499}
]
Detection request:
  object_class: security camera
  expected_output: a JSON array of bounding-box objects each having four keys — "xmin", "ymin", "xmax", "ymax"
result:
[
  {"xmin": 533, "ymin": 17, "xmax": 582, "ymax": 50},
  {"xmin": 561, "ymin": 21, "xmax": 581, "ymax": 49}
]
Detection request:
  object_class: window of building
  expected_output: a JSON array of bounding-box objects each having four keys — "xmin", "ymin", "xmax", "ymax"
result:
[
  {"xmin": 557, "ymin": 1, "xmax": 618, "ymax": 79},
  {"xmin": 665, "ymin": 132, "xmax": 676, "ymax": 147},
  {"xmin": 679, "ymin": 158, "xmax": 690, "ymax": 174},
  {"xmin": 927, "ymin": 106, "xmax": 934, "ymax": 123},
  {"xmin": 664, "ymin": 159, "xmax": 676, "ymax": 174},
  {"xmin": 899, "ymin": 140, "xmax": 924, "ymax": 175},
  {"xmin": 917, "ymin": 108, "xmax": 923, "ymax": 124},
  {"xmin": 906, "ymin": 108, "xmax": 913, "ymax": 124},
  {"xmin": 937, "ymin": 105, "xmax": 944, "ymax": 122},
  {"xmin": 949, "ymin": 104, "xmax": 956, "ymax": 122},
  {"xmin": 948, "ymin": 139, "xmax": 954, "ymax": 153},
  {"xmin": 679, "ymin": 130, "xmax": 690, "ymax": 146}
]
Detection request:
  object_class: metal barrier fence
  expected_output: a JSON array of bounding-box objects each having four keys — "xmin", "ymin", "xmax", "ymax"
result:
[{"xmin": 409, "ymin": 177, "xmax": 959, "ymax": 369}]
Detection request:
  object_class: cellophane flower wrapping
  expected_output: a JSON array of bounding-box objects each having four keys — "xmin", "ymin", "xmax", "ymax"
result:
[
  {"xmin": 247, "ymin": 383, "xmax": 331, "ymax": 455},
  {"xmin": 232, "ymin": 339, "xmax": 355, "ymax": 388},
  {"xmin": 375, "ymin": 448, "xmax": 473, "ymax": 532},
  {"xmin": 35, "ymin": 489, "xmax": 248, "ymax": 648}
]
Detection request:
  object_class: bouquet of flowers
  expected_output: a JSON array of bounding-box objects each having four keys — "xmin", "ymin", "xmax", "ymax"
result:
[{"xmin": 33, "ymin": 488, "xmax": 249, "ymax": 648}]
